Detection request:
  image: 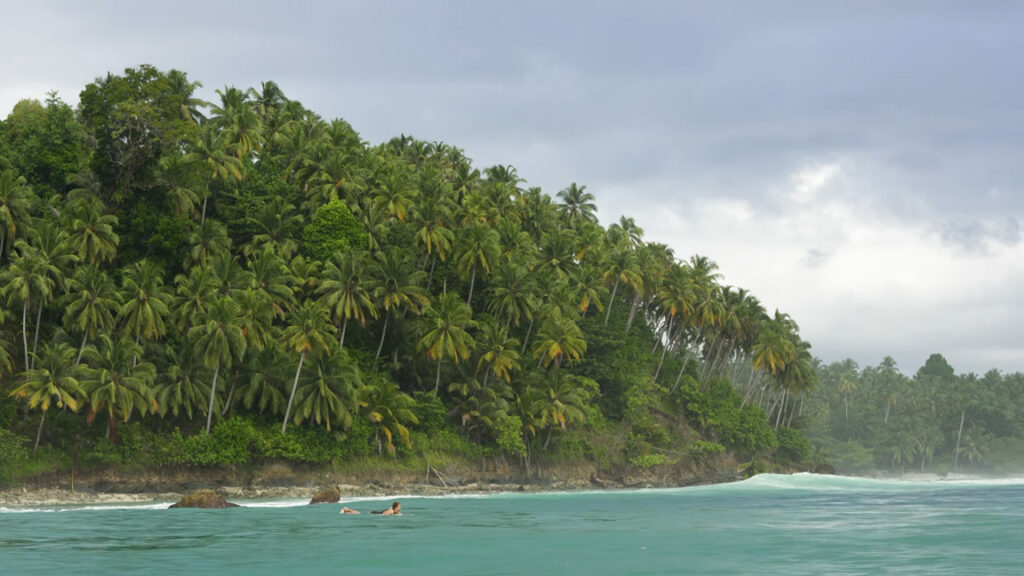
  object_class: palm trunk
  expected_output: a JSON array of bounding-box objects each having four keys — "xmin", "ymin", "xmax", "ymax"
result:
[
  {"xmin": 375, "ymin": 314, "xmax": 390, "ymax": 361},
  {"xmin": 433, "ymin": 356, "xmax": 442, "ymax": 395},
  {"xmin": 466, "ymin": 264, "xmax": 477, "ymax": 307},
  {"xmin": 670, "ymin": 348, "xmax": 692, "ymax": 395},
  {"xmin": 604, "ymin": 279, "xmax": 620, "ymax": 325},
  {"xmin": 31, "ymin": 301, "xmax": 44, "ymax": 369},
  {"xmin": 954, "ymin": 407, "xmax": 965, "ymax": 469},
  {"xmin": 205, "ymin": 362, "xmax": 220, "ymax": 434},
  {"xmin": 521, "ymin": 318, "xmax": 534, "ymax": 354},
  {"xmin": 652, "ymin": 316, "xmax": 674, "ymax": 383},
  {"xmin": 22, "ymin": 298, "xmax": 30, "ymax": 371},
  {"xmin": 625, "ymin": 295, "xmax": 640, "ymax": 333},
  {"xmin": 76, "ymin": 332, "xmax": 88, "ymax": 366},
  {"xmin": 339, "ymin": 317, "xmax": 348, "ymax": 349},
  {"xmin": 282, "ymin": 350, "xmax": 306, "ymax": 434},
  {"xmin": 33, "ymin": 410, "xmax": 47, "ymax": 452}
]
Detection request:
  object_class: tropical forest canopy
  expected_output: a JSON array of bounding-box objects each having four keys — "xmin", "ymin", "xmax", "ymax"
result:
[{"xmin": 0, "ymin": 65, "xmax": 1020, "ymax": 484}]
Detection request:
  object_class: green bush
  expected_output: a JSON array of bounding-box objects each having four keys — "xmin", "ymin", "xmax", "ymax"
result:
[
  {"xmin": 0, "ymin": 429, "xmax": 30, "ymax": 485},
  {"xmin": 174, "ymin": 417, "xmax": 257, "ymax": 466},
  {"xmin": 775, "ymin": 427, "xmax": 811, "ymax": 464}
]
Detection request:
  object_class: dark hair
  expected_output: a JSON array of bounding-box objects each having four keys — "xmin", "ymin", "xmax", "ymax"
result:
[{"xmin": 392, "ymin": 501, "xmax": 401, "ymax": 509}]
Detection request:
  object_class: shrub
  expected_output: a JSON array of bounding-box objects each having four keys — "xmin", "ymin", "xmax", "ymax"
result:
[{"xmin": 775, "ymin": 427, "xmax": 811, "ymax": 464}]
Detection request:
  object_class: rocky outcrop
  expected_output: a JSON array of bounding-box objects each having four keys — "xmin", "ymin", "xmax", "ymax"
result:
[
  {"xmin": 309, "ymin": 486, "xmax": 341, "ymax": 504},
  {"xmin": 168, "ymin": 489, "xmax": 240, "ymax": 509}
]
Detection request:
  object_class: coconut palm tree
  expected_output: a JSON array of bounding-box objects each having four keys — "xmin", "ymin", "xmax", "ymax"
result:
[
  {"xmin": 1, "ymin": 245, "xmax": 57, "ymax": 371},
  {"xmin": 359, "ymin": 376, "xmax": 419, "ymax": 456},
  {"xmin": 292, "ymin": 350, "xmax": 362, "ymax": 431},
  {"xmin": 418, "ymin": 293, "xmax": 476, "ymax": 395},
  {"xmin": 66, "ymin": 198, "xmax": 119, "ymax": 266},
  {"xmin": 188, "ymin": 297, "xmax": 247, "ymax": 433},
  {"xmin": 370, "ymin": 247, "xmax": 429, "ymax": 361},
  {"xmin": 11, "ymin": 342, "xmax": 84, "ymax": 451},
  {"xmin": 118, "ymin": 260, "xmax": 172, "ymax": 349},
  {"xmin": 63, "ymin": 265, "xmax": 120, "ymax": 365},
  {"xmin": 280, "ymin": 301, "xmax": 336, "ymax": 433},
  {"xmin": 556, "ymin": 182, "xmax": 597, "ymax": 227},
  {"xmin": 318, "ymin": 249, "xmax": 377, "ymax": 349},
  {"xmin": 155, "ymin": 342, "xmax": 209, "ymax": 421},
  {"xmin": 474, "ymin": 318, "xmax": 521, "ymax": 389},
  {"xmin": 533, "ymin": 309, "xmax": 586, "ymax": 369},
  {"xmin": 0, "ymin": 168, "xmax": 33, "ymax": 261},
  {"xmin": 456, "ymin": 223, "xmax": 501, "ymax": 307},
  {"xmin": 80, "ymin": 334, "xmax": 157, "ymax": 445}
]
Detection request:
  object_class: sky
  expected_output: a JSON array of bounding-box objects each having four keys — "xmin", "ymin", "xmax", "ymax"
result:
[{"xmin": 2, "ymin": 1, "xmax": 1022, "ymax": 376}]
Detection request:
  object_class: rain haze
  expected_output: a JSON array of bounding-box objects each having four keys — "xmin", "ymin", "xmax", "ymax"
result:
[{"xmin": 2, "ymin": 0, "xmax": 1022, "ymax": 376}]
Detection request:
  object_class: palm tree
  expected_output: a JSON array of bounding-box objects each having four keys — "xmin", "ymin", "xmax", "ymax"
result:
[
  {"xmin": 474, "ymin": 318, "xmax": 521, "ymax": 389},
  {"xmin": 119, "ymin": 260, "xmax": 172, "ymax": 349},
  {"xmin": 292, "ymin": 350, "xmax": 362, "ymax": 431},
  {"xmin": 533, "ymin": 309, "xmax": 586, "ymax": 369},
  {"xmin": 318, "ymin": 249, "xmax": 377, "ymax": 349},
  {"xmin": 80, "ymin": 334, "xmax": 157, "ymax": 445},
  {"xmin": 602, "ymin": 244, "xmax": 641, "ymax": 325},
  {"xmin": 244, "ymin": 197, "xmax": 303, "ymax": 259},
  {"xmin": 280, "ymin": 301, "xmax": 336, "ymax": 434},
  {"xmin": 487, "ymin": 258, "xmax": 539, "ymax": 331},
  {"xmin": 556, "ymin": 182, "xmax": 597, "ymax": 227},
  {"xmin": 370, "ymin": 247, "xmax": 429, "ymax": 361},
  {"xmin": 456, "ymin": 223, "xmax": 501, "ymax": 306},
  {"xmin": 11, "ymin": 342, "xmax": 84, "ymax": 451},
  {"xmin": 531, "ymin": 370, "xmax": 589, "ymax": 449},
  {"xmin": 67, "ymin": 198, "xmax": 119, "ymax": 265},
  {"xmin": 359, "ymin": 376, "xmax": 419, "ymax": 456},
  {"xmin": 238, "ymin": 346, "xmax": 288, "ymax": 417},
  {"xmin": 247, "ymin": 247, "xmax": 297, "ymax": 318},
  {"xmin": 63, "ymin": 265, "xmax": 120, "ymax": 364},
  {"xmin": 1, "ymin": 246, "xmax": 56, "ymax": 371},
  {"xmin": 418, "ymin": 293, "xmax": 476, "ymax": 395},
  {"xmin": 172, "ymin": 266, "xmax": 216, "ymax": 331},
  {"xmin": 187, "ymin": 219, "xmax": 231, "ymax": 268},
  {"xmin": 188, "ymin": 297, "xmax": 247, "ymax": 433},
  {"xmin": 155, "ymin": 342, "xmax": 210, "ymax": 421},
  {"xmin": 0, "ymin": 168, "xmax": 33, "ymax": 261}
]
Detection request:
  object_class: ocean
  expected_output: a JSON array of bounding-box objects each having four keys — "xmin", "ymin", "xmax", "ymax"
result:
[{"xmin": 2, "ymin": 474, "xmax": 1022, "ymax": 575}]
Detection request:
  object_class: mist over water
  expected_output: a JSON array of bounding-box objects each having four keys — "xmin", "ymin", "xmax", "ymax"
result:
[{"xmin": 3, "ymin": 474, "xmax": 1023, "ymax": 575}]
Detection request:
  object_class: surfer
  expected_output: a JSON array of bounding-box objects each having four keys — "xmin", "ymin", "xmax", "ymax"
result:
[
  {"xmin": 340, "ymin": 501, "xmax": 401, "ymax": 515},
  {"xmin": 372, "ymin": 502, "xmax": 402, "ymax": 515}
]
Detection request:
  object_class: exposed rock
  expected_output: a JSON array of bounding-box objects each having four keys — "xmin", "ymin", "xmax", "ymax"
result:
[
  {"xmin": 168, "ymin": 489, "xmax": 240, "ymax": 509},
  {"xmin": 814, "ymin": 463, "xmax": 837, "ymax": 475},
  {"xmin": 309, "ymin": 486, "xmax": 341, "ymax": 504}
]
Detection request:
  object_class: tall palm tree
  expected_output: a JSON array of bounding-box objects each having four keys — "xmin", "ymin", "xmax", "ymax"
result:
[
  {"xmin": 370, "ymin": 247, "xmax": 429, "ymax": 361},
  {"xmin": 173, "ymin": 266, "xmax": 216, "ymax": 331},
  {"xmin": 317, "ymin": 249, "xmax": 377, "ymax": 349},
  {"xmin": 63, "ymin": 265, "xmax": 120, "ymax": 364},
  {"xmin": 359, "ymin": 376, "xmax": 419, "ymax": 456},
  {"xmin": 602, "ymin": 244, "xmax": 641, "ymax": 325},
  {"xmin": 247, "ymin": 247, "xmax": 297, "ymax": 318},
  {"xmin": 11, "ymin": 342, "xmax": 83, "ymax": 451},
  {"xmin": 292, "ymin": 350, "xmax": 362, "ymax": 431},
  {"xmin": 80, "ymin": 334, "xmax": 157, "ymax": 445},
  {"xmin": 556, "ymin": 182, "xmax": 597, "ymax": 227},
  {"xmin": 67, "ymin": 198, "xmax": 119, "ymax": 266},
  {"xmin": 119, "ymin": 260, "xmax": 172, "ymax": 349},
  {"xmin": 456, "ymin": 223, "xmax": 501, "ymax": 306},
  {"xmin": 474, "ymin": 318, "xmax": 521, "ymax": 389},
  {"xmin": 189, "ymin": 297, "xmax": 247, "ymax": 433},
  {"xmin": 280, "ymin": 301, "xmax": 336, "ymax": 434},
  {"xmin": 533, "ymin": 310, "xmax": 586, "ymax": 369},
  {"xmin": 155, "ymin": 342, "xmax": 209, "ymax": 421},
  {"xmin": 418, "ymin": 293, "xmax": 476, "ymax": 395},
  {"xmin": 1, "ymin": 246, "xmax": 57, "ymax": 371},
  {"xmin": 0, "ymin": 168, "xmax": 33, "ymax": 261}
]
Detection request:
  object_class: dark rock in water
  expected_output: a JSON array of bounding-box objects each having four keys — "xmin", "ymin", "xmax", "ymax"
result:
[
  {"xmin": 814, "ymin": 464, "xmax": 837, "ymax": 475},
  {"xmin": 168, "ymin": 489, "xmax": 240, "ymax": 509},
  {"xmin": 309, "ymin": 486, "xmax": 341, "ymax": 505}
]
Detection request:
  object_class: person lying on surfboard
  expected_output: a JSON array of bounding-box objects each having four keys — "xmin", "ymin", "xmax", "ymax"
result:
[{"xmin": 340, "ymin": 501, "xmax": 401, "ymax": 515}]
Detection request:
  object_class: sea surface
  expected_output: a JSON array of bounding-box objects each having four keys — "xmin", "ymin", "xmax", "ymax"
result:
[{"xmin": 2, "ymin": 473, "xmax": 1022, "ymax": 575}]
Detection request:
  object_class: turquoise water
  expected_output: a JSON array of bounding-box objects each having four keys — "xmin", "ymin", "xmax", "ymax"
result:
[{"xmin": 2, "ymin": 474, "xmax": 1023, "ymax": 575}]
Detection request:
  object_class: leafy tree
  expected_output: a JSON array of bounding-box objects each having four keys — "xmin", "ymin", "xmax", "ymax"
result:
[
  {"xmin": 418, "ymin": 292, "xmax": 476, "ymax": 394},
  {"xmin": 302, "ymin": 197, "xmax": 365, "ymax": 261},
  {"xmin": 11, "ymin": 342, "xmax": 83, "ymax": 451},
  {"xmin": 280, "ymin": 301, "xmax": 336, "ymax": 433}
]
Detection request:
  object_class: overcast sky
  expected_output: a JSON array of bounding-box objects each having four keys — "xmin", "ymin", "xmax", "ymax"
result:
[{"xmin": 3, "ymin": 1, "xmax": 1022, "ymax": 376}]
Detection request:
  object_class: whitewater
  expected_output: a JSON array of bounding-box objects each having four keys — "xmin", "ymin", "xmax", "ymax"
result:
[{"xmin": 2, "ymin": 474, "xmax": 1022, "ymax": 575}]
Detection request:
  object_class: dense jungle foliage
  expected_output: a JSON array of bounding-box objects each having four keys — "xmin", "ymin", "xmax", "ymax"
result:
[{"xmin": 1, "ymin": 65, "xmax": 1015, "ymax": 486}]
